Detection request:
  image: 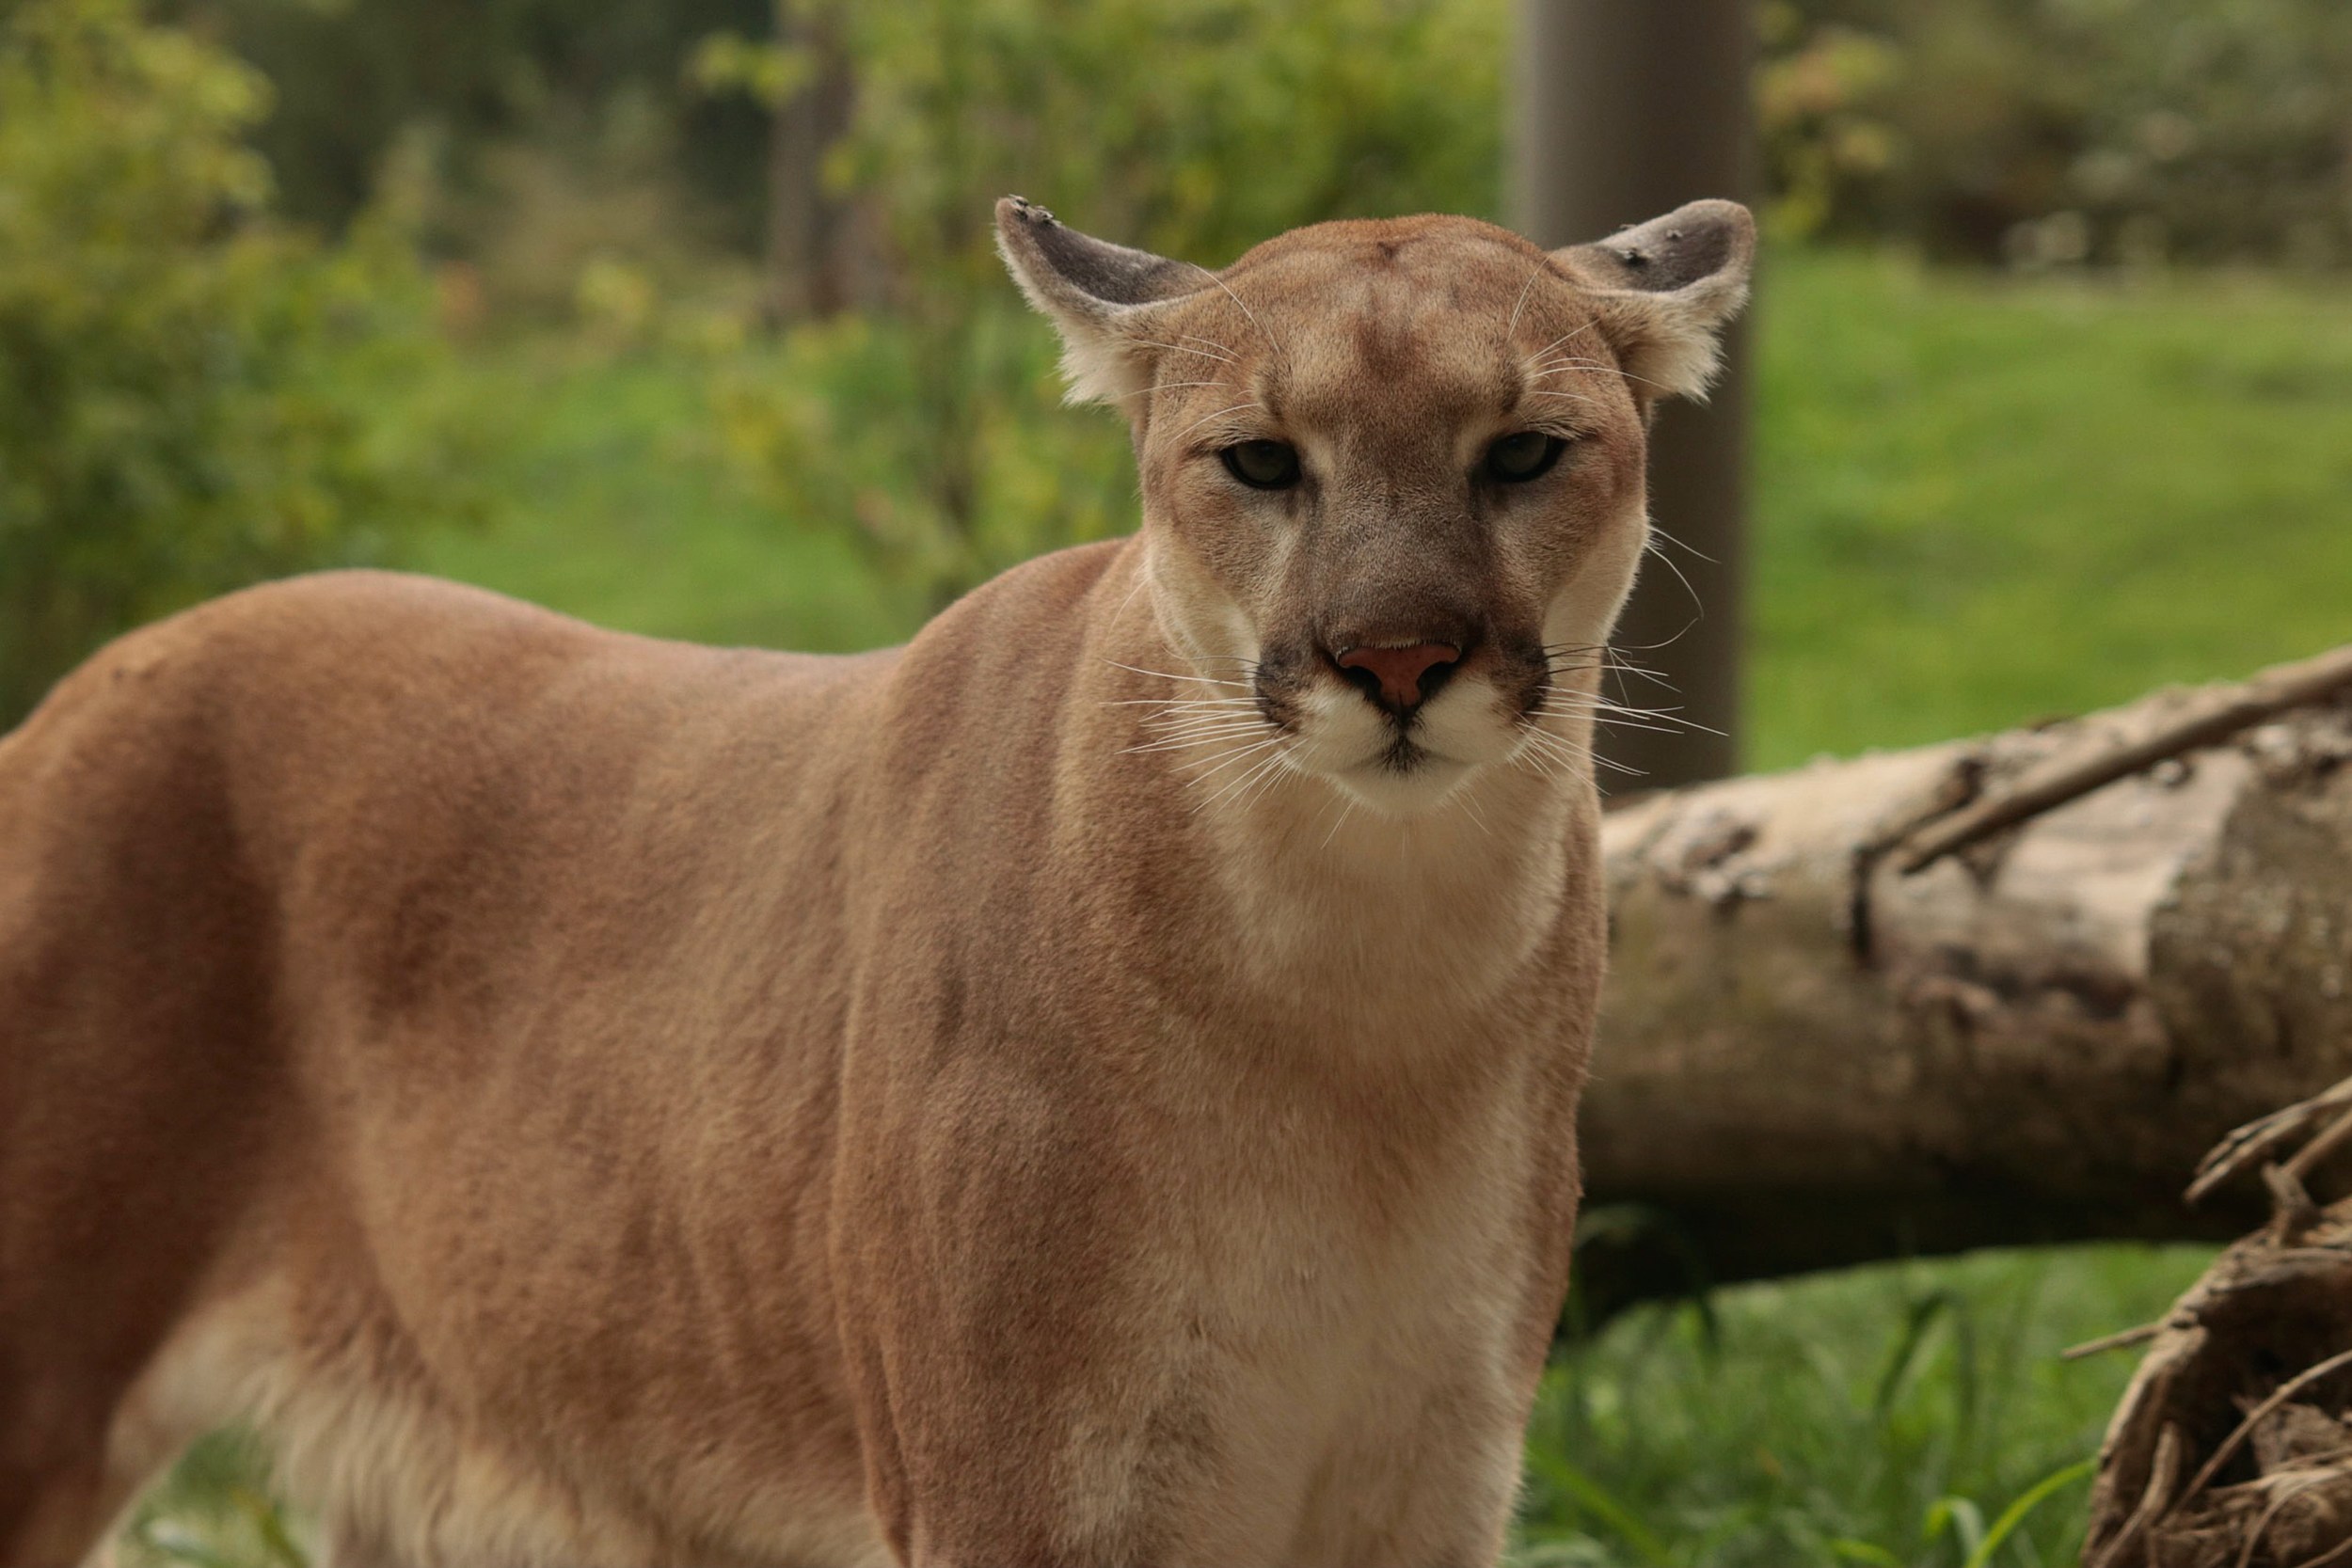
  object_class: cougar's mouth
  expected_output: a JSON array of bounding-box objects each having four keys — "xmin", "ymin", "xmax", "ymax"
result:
[{"xmin": 1377, "ymin": 734, "xmax": 1430, "ymax": 772}]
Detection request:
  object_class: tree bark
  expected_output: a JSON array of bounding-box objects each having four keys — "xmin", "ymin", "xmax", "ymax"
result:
[
  {"xmin": 763, "ymin": 2, "xmax": 862, "ymax": 324},
  {"xmin": 1576, "ymin": 647, "xmax": 2352, "ymax": 1313},
  {"xmin": 1513, "ymin": 0, "xmax": 1757, "ymax": 786}
]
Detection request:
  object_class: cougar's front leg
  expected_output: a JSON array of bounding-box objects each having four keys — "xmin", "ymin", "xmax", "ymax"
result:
[
  {"xmin": 1320, "ymin": 1394, "xmax": 1526, "ymax": 1568},
  {"xmin": 830, "ymin": 1066, "xmax": 1217, "ymax": 1567},
  {"xmin": 843, "ymin": 1339, "xmax": 1211, "ymax": 1568}
]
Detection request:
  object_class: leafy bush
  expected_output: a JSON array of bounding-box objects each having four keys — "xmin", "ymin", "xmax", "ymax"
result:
[
  {"xmin": 705, "ymin": 310, "xmax": 1136, "ymax": 611},
  {"xmin": 1765, "ymin": 0, "xmax": 2352, "ymax": 265},
  {"xmin": 0, "ymin": 0, "xmax": 474, "ymax": 723},
  {"xmin": 132, "ymin": 0, "xmax": 2352, "ymax": 301},
  {"xmin": 701, "ymin": 0, "xmax": 1502, "ymax": 607}
]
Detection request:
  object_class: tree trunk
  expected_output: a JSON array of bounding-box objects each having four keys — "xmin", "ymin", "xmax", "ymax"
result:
[
  {"xmin": 763, "ymin": 2, "xmax": 861, "ymax": 324},
  {"xmin": 1513, "ymin": 0, "xmax": 1756, "ymax": 785},
  {"xmin": 1576, "ymin": 647, "xmax": 2352, "ymax": 1313}
]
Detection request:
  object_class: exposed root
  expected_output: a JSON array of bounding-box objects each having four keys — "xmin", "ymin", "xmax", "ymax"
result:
[{"xmin": 2084, "ymin": 1097, "xmax": 2352, "ymax": 1567}]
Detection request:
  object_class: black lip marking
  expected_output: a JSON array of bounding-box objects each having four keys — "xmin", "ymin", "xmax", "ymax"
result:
[{"xmin": 1250, "ymin": 644, "xmax": 1316, "ymax": 733}]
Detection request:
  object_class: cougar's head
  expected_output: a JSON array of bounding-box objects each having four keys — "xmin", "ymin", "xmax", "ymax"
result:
[{"xmin": 997, "ymin": 196, "xmax": 1753, "ymax": 816}]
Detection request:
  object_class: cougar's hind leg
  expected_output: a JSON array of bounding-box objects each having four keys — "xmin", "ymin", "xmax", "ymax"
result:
[
  {"xmin": 315, "ymin": 1517, "xmax": 414, "ymax": 1568},
  {"xmin": 0, "ymin": 1394, "xmax": 151, "ymax": 1568},
  {"xmin": 0, "ymin": 1334, "xmax": 231, "ymax": 1568},
  {"xmin": 0, "ymin": 1459, "xmax": 110, "ymax": 1568}
]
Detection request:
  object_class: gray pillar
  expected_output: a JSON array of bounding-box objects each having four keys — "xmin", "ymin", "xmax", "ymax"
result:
[{"xmin": 1513, "ymin": 0, "xmax": 1756, "ymax": 788}]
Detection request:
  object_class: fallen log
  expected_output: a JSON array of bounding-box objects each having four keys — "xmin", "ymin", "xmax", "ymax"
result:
[{"xmin": 1577, "ymin": 646, "xmax": 2352, "ymax": 1309}]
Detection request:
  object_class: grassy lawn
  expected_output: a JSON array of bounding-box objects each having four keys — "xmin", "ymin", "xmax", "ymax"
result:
[
  {"xmin": 403, "ymin": 342, "xmax": 919, "ymax": 656},
  {"xmin": 1751, "ymin": 253, "xmax": 2352, "ymax": 768},
  {"xmin": 128, "ymin": 247, "xmax": 2351, "ymax": 1564},
  {"xmin": 1518, "ymin": 1246, "xmax": 2215, "ymax": 1566}
]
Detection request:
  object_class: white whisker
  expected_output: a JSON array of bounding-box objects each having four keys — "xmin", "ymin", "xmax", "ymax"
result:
[
  {"xmin": 1142, "ymin": 712, "xmax": 1268, "ymax": 732},
  {"xmin": 1133, "ymin": 338, "xmax": 1238, "ymax": 366},
  {"xmin": 1502, "ymin": 262, "xmax": 1548, "ymax": 350},
  {"xmin": 1126, "ymin": 736, "xmax": 1271, "ymax": 758},
  {"xmin": 1606, "ymin": 615, "xmax": 1704, "ymax": 661},
  {"xmin": 1107, "ymin": 379, "xmax": 1234, "ymax": 404},
  {"xmin": 1123, "ymin": 723, "xmax": 1273, "ymax": 755},
  {"xmin": 1453, "ymin": 786, "xmax": 1498, "ymax": 842},
  {"xmin": 1641, "ymin": 536, "xmax": 1707, "ymax": 622},
  {"xmin": 1645, "ymin": 520, "xmax": 1721, "ymax": 564},
  {"xmin": 1188, "ymin": 265, "xmax": 1288, "ymax": 367},
  {"xmin": 1518, "ymin": 322, "xmax": 1597, "ymax": 371},
  {"xmin": 1168, "ymin": 400, "xmax": 1265, "ymax": 444},
  {"xmin": 1191, "ymin": 745, "xmax": 1295, "ymax": 814},
  {"xmin": 1181, "ymin": 736, "xmax": 1289, "ymax": 785},
  {"xmin": 1103, "ymin": 658, "xmax": 1252, "ymax": 689},
  {"xmin": 1522, "ymin": 724, "xmax": 1645, "ymax": 777},
  {"xmin": 1541, "ymin": 689, "xmax": 1698, "ymax": 723},
  {"xmin": 1231, "ymin": 748, "xmax": 1300, "ymax": 815}
]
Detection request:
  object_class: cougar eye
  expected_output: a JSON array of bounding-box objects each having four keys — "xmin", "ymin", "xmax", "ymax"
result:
[
  {"xmin": 1221, "ymin": 440, "xmax": 1302, "ymax": 491},
  {"xmin": 1484, "ymin": 432, "xmax": 1565, "ymax": 483}
]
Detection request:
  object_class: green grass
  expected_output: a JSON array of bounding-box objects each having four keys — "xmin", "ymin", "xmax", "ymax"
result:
[
  {"xmin": 401, "ymin": 340, "xmax": 919, "ymax": 655},
  {"xmin": 1750, "ymin": 254, "xmax": 2352, "ymax": 768},
  {"xmin": 1514, "ymin": 1246, "xmax": 2213, "ymax": 1566},
  {"xmin": 129, "ymin": 247, "xmax": 2352, "ymax": 1563}
]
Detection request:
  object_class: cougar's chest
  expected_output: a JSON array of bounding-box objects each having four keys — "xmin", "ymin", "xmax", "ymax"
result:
[{"xmin": 1100, "ymin": 1028, "xmax": 1546, "ymax": 1561}]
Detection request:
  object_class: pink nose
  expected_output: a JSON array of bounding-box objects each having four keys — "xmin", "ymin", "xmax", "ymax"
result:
[{"xmin": 1334, "ymin": 642, "xmax": 1460, "ymax": 713}]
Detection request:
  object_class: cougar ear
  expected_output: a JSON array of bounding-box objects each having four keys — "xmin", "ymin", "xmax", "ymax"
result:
[
  {"xmin": 995, "ymin": 196, "xmax": 1209, "ymax": 405},
  {"xmin": 1554, "ymin": 199, "xmax": 1756, "ymax": 404}
]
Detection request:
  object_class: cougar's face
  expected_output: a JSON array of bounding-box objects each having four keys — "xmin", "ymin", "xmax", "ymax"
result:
[
  {"xmin": 1132, "ymin": 229, "xmax": 1654, "ymax": 814},
  {"xmin": 996, "ymin": 198, "xmax": 1752, "ymax": 817}
]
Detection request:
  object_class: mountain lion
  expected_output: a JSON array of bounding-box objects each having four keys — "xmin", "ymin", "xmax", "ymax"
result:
[{"xmin": 0, "ymin": 195, "xmax": 1751, "ymax": 1566}]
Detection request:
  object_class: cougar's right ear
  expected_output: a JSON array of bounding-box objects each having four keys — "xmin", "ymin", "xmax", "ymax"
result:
[{"xmin": 995, "ymin": 196, "xmax": 1210, "ymax": 406}]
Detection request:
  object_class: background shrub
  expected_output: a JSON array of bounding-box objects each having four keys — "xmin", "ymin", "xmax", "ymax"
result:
[{"xmin": 0, "ymin": 0, "xmax": 475, "ymax": 723}]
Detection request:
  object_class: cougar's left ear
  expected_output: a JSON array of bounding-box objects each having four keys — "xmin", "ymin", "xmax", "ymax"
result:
[
  {"xmin": 1555, "ymin": 199, "xmax": 1756, "ymax": 404},
  {"xmin": 995, "ymin": 196, "xmax": 1211, "ymax": 406}
]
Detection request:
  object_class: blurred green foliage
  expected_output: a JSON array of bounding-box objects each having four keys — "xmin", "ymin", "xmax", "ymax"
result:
[
  {"xmin": 118, "ymin": 1431, "xmax": 307, "ymax": 1568},
  {"xmin": 814, "ymin": 0, "xmax": 1502, "ymax": 277},
  {"xmin": 168, "ymin": 0, "xmax": 772, "ymax": 246},
  {"xmin": 160, "ymin": 0, "xmax": 2352, "ymax": 277},
  {"xmin": 82, "ymin": 0, "xmax": 2340, "ymax": 619},
  {"xmin": 1764, "ymin": 0, "xmax": 2352, "ymax": 264},
  {"xmin": 693, "ymin": 0, "xmax": 1501, "ymax": 605},
  {"xmin": 0, "ymin": 0, "xmax": 475, "ymax": 722},
  {"xmin": 704, "ymin": 312, "xmax": 1140, "ymax": 610},
  {"xmin": 32, "ymin": 0, "xmax": 2328, "ymax": 629}
]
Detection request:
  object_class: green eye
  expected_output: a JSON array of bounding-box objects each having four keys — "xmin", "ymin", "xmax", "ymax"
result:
[
  {"xmin": 1221, "ymin": 440, "xmax": 1301, "ymax": 490},
  {"xmin": 1485, "ymin": 431, "xmax": 1565, "ymax": 483}
]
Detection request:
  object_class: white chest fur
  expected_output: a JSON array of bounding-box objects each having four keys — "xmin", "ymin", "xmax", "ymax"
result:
[{"xmin": 1055, "ymin": 1026, "xmax": 1543, "ymax": 1568}]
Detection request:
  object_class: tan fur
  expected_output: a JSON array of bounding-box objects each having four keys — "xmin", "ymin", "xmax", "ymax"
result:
[{"xmin": 0, "ymin": 198, "xmax": 1749, "ymax": 1567}]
